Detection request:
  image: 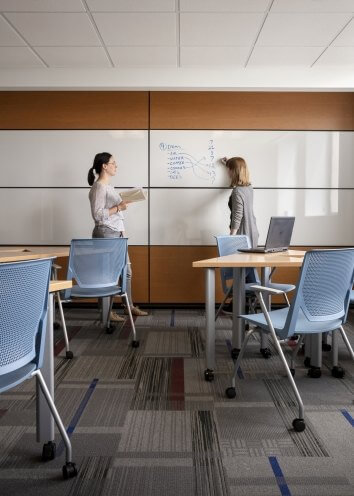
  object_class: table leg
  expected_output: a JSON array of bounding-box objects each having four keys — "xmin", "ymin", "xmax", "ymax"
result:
[
  {"xmin": 260, "ymin": 267, "xmax": 272, "ymax": 357},
  {"xmin": 36, "ymin": 293, "xmax": 55, "ymax": 445},
  {"xmin": 101, "ymin": 296, "xmax": 110, "ymax": 324},
  {"xmin": 308, "ymin": 334, "xmax": 322, "ymax": 378},
  {"xmin": 204, "ymin": 268, "xmax": 215, "ymax": 381},
  {"xmin": 231, "ymin": 267, "xmax": 245, "ymax": 358}
]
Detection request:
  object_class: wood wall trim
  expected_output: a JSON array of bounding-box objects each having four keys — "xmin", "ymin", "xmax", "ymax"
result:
[
  {"xmin": 0, "ymin": 91, "xmax": 149, "ymax": 129},
  {"xmin": 150, "ymin": 91, "xmax": 354, "ymax": 130}
]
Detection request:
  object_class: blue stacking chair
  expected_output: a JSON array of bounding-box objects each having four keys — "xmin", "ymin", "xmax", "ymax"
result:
[
  {"xmin": 64, "ymin": 238, "xmax": 139, "ymax": 347},
  {"xmin": 215, "ymin": 235, "xmax": 296, "ymax": 358},
  {"xmin": 0, "ymin": 258, "xmax": 77, "ymax": 479},
  {"xmin": 225, "ymin": 248, "xmax": 354, "ymax": 432}
]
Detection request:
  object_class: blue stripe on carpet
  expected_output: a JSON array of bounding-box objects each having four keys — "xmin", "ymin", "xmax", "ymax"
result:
[
  {"xmin": 57, "ymin": 378, "xmax": 99, "ymax": 456},
  {"xmin": 170, "ymin": 309, "xmax": 175, "ymax": 327},
  {"xmin": 269, "ymin": 456, "xmax": 292, "ymax": 496},
  {"xmin": 341, "ymin": 409, "xmax": 354, "ymax": 427},
  {"xmin": 226, "ymin": 339, "xmax": 244, "ymax": 379}
]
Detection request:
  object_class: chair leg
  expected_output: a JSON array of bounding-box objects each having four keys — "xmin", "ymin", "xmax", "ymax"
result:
[
  {"xmin": 283, "ymin": 293, "xmax": 290, "ymax": 307},
  {"xmin": 56, "ymin": 293, "xmax": 73, "ymax": 359},
  {"xmin": 34, "ymin": 370, "xmax": 77, "ymax": 478},
  {"xmin": 269, "ymin": 328, "xmax": 305, "ymax": 423},
  {"xmin": 339, "ymin": 325, "xmax": 354, "ymax": 360},
  {"xmin": 215, "ymin": 286, "xmax": 232, "ymax": 320},
  {"xmin": 122, "ymin": 294, "xmax": 139, "ymax": 347},
  {"xmin": 229, "ymin": 329, "xmax": 254, "ymax": 389},
  {"xmin": 290, "ymin": 334, "xmax": 304, "ymax": 371}
]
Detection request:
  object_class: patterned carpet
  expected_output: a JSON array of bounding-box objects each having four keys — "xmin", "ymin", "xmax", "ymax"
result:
[{"xmin": 0, "ymin": 306, "xmax": 354, "ymax": 496}]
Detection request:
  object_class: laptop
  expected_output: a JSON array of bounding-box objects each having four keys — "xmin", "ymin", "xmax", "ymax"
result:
[{"xmin": 238, "ymin": 216, "xmax": 295, "ymax": 253}]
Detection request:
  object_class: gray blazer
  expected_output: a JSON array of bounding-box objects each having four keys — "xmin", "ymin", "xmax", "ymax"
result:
[{"xmin": 228, "ymin": 185, "xmax": 259, "ymax": 248}]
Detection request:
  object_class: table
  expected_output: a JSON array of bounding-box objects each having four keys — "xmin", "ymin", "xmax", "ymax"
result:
[
  {"xmin": 193, "ymin": 250, "xmax": 305, "ymax": 381},
  {"xmin": 0, "ymin": 251, "xmax": 72, "ymax": 454}
]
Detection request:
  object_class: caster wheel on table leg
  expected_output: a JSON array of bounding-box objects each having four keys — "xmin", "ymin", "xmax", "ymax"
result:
[
  {"xmin": 42, "ymin": 441, "xmax": 56, "ymax": 461},
  {"xmin": 132, "ymin": 340, "xmax": 140, "ymax": 348},
  {"xmin": 290, "ymin": 368, "xmax": 295, "ymax": 376},
  {"xmin": 308, "ymin": 367, "xmax": 321, "ymax": 378},
  {"xmin": 332, "ymin": 366, "xmax": 345, "ymax": 379},
  {"xmin": 106, "ymin": 326, "xmax": 114, "ymax": 334},
  {"xmin": 53, "ymin": 322, "xmax": 60, "ymax": 330},
  {"xmin": 204, "ymin": 369, "xmax": 214, "ymax": 382},
  {"xmin": 65, "ymin": 351, "xmax": 74, "ymax": 359}
]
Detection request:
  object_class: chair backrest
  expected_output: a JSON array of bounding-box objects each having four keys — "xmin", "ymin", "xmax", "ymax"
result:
[
  {"xmin": 283, "ymin": 249, "xmax": 354, "ymax": 338},
  {"xmin": 0, "ymin": 258, "xmax": 52, "ymax": 376},
  {"xmin": 66, "ymin": 238, "xmax": 127, "ymax": 292},
  {"xmin": 215, "ymin": 235, "xmax": 259, "ymax": 293}
]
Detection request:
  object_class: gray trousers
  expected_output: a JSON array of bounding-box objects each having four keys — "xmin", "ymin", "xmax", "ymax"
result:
[{"xmin": 92, "ymin": 225, "xmax": 133, "ymax": 305}]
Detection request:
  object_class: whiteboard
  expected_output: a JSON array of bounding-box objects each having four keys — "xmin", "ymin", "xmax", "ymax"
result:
[
  {"xmin": 0, "ymin": 188, "xmax": 148, "ymax": 245},
  {"xmin": 150, "ymin": 130, "xmax": 354, "ymax": 188},
  {"xmin": 150, "ymin": 188, "xmax": 354, "ymax": 246},
  {"xmin": 0, "ymin": 130, "xmax": 148, "ymax": 187}
]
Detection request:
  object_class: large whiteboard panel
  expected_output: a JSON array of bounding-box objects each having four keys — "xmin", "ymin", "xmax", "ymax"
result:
[
  {"xmin": 150, "ymin": 130, "xmax": 354, "ymax": 188},
  {"xmin": 150, "ymin": 189, "xmax": 354, "ymax": 245},
  {"xmin": 0, "ymin": 188, "xmax": 148, "ymax": 245},
  {"xmin": 0, "ymin": 131, "xmax": 148, "ymax": 187}
]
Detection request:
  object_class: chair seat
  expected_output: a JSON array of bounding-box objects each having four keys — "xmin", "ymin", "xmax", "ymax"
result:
[
  {"xmin": 0, "ymin": 362, "xmax": 36, "ymax": 393},
  {"xmin": 241, "ymin": 307, "xmax": 343, "ymax": 338},
  {"xmin": 268, "ymin": 282, "xmax": 296, "ymax": 293},
  {"xmin": 70, "ymin": 285, "xmax": 122, "ymax": 298}
]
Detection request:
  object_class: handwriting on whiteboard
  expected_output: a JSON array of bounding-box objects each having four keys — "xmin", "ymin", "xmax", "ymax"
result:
[{"xmin": 159, "ymin": 139, "xmax": 216, "ymax": 183}]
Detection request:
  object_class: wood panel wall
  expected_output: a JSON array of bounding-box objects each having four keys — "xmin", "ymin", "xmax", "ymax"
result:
[
  {"xmin": 2, "ymin": 90, "xmax": 353, "ymax": 303},
  {"xmin": 0, "ymin": 91, "xmax": 149, "ymax": 129},
  {"xmin": 150, "ymin": 91, "xmax": 354, "ymax": 130}
]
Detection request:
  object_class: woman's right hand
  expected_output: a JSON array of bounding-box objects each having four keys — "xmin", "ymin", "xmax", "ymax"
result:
[{"xmin": 118, "ymin": 201, "xmax": 128, "ymax": 211}]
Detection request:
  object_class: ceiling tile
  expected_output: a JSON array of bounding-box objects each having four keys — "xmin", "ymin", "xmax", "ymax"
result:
[
  {"xmin": 93, "ymin": 13, "xmax": 176, "ymax": 46},
  {"xmin": 0, "ymin": 46, "xmax": 44, "ymax": 67},
  {"xmin": 249, "ymin": 46, "xmax": 323, "ymax": 65},
  {"xmin": 272, "ymin": 0, "xmax": 354, "ymax": 13},
  {"xmin": 35, "ymin": 46, "xmax": 111, "ymax": 67},
  {"xmin": 181, "ymin": 46, "xmax": 249, "ymax": 66},
  {"xmin": 87, "ymin": 0, "xmax": 175, "ymax": 12},
  {"xmin": 333, "ymin": 18, "xmax": 354, "ymax": 45},
  {"xmin": 257, "ymin": 13, "xmax": 352, "ymax": 46},
  {"xmin": 0, "ymin": 15, "xmax": 25, "ymax": 45},
  {"xmin": 180, "ymin": 13, "xmax": 264, "ymax": 46},
  {"xmin": 108, "ymin": 46, "xmax": 177, "ymax": 66},
  {"xmin": 0, "ymin": 0, "xmax": 85, "ymax": 11},
  {"xmin": 180, "ymin": 0, "xmax": 269, "ymax": 12},
  {"xmin": 315, "ymin": 46, "xmax": 354, "ymax": 65},
  {"xmin": 5, "ymin": 13, "xmax": 101, "ymax": 46}
]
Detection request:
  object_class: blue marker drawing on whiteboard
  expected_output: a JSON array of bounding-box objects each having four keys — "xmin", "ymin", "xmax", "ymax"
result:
[{"xmin": 160, "ymin": 140, "xmax": 216, "ymax": 183}]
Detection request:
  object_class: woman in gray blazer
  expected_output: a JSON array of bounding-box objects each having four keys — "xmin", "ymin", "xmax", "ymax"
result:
[{"xmin": 224, "ymin": 156, "xmax": 259, "ymax": 284}]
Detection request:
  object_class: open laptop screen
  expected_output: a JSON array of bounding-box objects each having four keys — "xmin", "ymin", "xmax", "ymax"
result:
[{"xmin": 265, "ymin": 217, "xmax": 295, "ymax": 250}]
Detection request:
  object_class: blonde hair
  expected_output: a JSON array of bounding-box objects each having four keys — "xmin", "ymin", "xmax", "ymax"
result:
[{"xmin": 225, "ymin": 157, "xmax": 251, "ymax": 187}]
